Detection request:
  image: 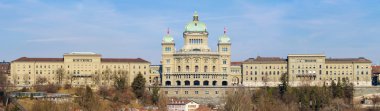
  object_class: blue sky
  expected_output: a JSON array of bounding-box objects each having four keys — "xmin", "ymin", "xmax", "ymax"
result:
[{"xmin": 1, "ymin": 0, "xmax": 380, "ymax": 64}]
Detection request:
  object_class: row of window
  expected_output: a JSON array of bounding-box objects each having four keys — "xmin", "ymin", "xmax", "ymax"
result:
[
  {"xmin": 164, "ymin": 74, "xmax": 228, "ymax": 79},
  {"xmin": 165, "ymin": 80, "xmax": 228, "ymax": 86},
  {"xmin": 189, "ymin": 39, "xmax": 203, "ymax": 44},
  {"xmin": 165, "ymin": 90, "xmax": 222, "ymax": 95}
]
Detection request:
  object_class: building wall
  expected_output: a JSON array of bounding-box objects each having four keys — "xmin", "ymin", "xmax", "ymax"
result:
[
  {"xmin": 10, "ymin": 52, "xmax": 150, "ymax": 88},
  {"xmin": 242, "ymin": 54, "xmax": 372, "ymax": 87}
]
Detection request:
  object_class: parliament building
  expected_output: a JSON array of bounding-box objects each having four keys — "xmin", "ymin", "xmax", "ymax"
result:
[{"xmin": 8, "ymin": 12, "xmax": 372, "ymax": 99}]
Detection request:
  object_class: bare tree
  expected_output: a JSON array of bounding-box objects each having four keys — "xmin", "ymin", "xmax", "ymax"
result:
[
  {"xmin": 36, "ymin": 76, "xmax": 47, "ymax": 85},
  {"xmin": 262, "ymin": 74, "xmax": 269, "ymax": 87},
  {"xmin": 11, "ymin": 74, "xmax": 17, "ymax": 90},
  {"xmin": 92, "ymin": 70, "xmax": 101, "ymax": 86},
  {"xmin": 224, "ymin": 87, "xmax": 253, "ymax": 111},
  {"xmin": 103, "ymin": 68, "xmax": 112, "ymax": 86},
  {"xmin": 22, "ymin": 74, "xmax": 29, "ymax": 86},
  {"xmin": 56, "ymin": 68, "xmax": 65, "ymax": 85},
  {"xmin": 0, "ymin": 70, "xmax": 7, "ymax": 91},
  {"xmin": 372, "ymin": 95, "xmax": 380, "ymax": 109},
  {"xmin": 157, "ymin": 92, "xmax": 168, "ymax": 111}
]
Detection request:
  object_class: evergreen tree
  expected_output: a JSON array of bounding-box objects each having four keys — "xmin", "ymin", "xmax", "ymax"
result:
[
  {"xmin": 132, "ymin": 73, "xmax": 146, "ymax": 99},
  {"xmin": 279, "ymin": 73, "xmax": 289, "ymax": 100},
  {"xmin": 330, "ymin": 80, "xmax": 338, "ymax": 98},
  {"xmin": 152, "ymin": 82, "xmax": 160, "ymax": 105}
]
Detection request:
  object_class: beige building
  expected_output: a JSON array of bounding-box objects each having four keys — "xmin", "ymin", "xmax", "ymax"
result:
[
  {"xmin": 160, "ymin": 12, "xmax": 238, "ymax": 98},
  {"xmin": 10, "ymin": 52, "xmax": 151, "ymax": 88},
  {"xmin": 242, "ymin": 54, "xmax": 372, "ymax": 87}
]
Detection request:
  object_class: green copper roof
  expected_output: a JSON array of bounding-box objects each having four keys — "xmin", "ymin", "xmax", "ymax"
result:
[
  {"xmin": 185, "ymin": 21, "xmax": 207, "ymax": 32},
  {"xmin": 185, "ymin": 11, "xmax": 207, "ymax": 32},
  {"xmin": 163, "ymin": 34, "xmax": 174, "ymax": 43},
  {"xmin": 219, "ymin": 34, "xmax": 230, "ymax": 43}
]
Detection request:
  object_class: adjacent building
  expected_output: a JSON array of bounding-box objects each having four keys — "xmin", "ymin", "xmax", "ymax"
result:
[
  {"xmin": 242, "ymin": 54, "xmax": 372, "ymax": 87},
  {"xmin": 10, "ymin": 52, "xmax": 152, "ymax": 88},
  {"xmin": 167, "ymin": 99, "xmax": 199, "ymax": 111}
]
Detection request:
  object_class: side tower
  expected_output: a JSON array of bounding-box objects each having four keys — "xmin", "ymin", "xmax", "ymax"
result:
[
  {"xmin": 161, "ymin": 29, "xmax": 175, "ymax": 85},
  {"xmin": 218, "ymin": 28, "xmax": 232, "ymax": 85}
]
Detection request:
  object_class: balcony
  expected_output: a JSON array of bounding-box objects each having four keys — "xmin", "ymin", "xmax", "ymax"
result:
[{"xmin": 174, "ymin": 51, "xmax": 219, "ymax": 55}]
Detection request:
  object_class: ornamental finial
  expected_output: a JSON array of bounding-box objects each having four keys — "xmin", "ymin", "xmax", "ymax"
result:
[
  {"xmin": 193, "ymin": 11, "xmax": 199, "ymax": 21},
  {"xmin": 167, "ymin": 27, "xmax": 170, "ymax": 35},
  {"xmin": 224, "ymin": 27, "xmax": 227, "ymax": 34}
]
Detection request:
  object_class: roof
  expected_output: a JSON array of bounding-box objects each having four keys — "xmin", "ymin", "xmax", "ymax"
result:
[
  {"xmin": 243, "ymin": 56, "xmax": 287, "ymax": 64},
  {"xmin": 372, "ymin": 66, "xmax": 380, "ymax": 74},
  {"xmin": 288, "ymin": 54, "xmax": 325, "ymax": 57},
  {"xmin": 325, "ymin": 58, "xmax": 371, "ymax": 63},
  {"xmin": 231, "ymin": 62, "xmax": 242, "ymax": 66},
  {"xmin": 185, "ymin": 12, "xmax": 207, "ymax": 32},
  {"xmin": 101, "ymin": 58, "xmax": 150, "ymax": 63},
  {"xmin": 13, "ymin": 57, "xmax": 63, "ymax": 62},
  {"xmin": 13, "ymin": 57, "xmax": 150, "ymax": 63}
]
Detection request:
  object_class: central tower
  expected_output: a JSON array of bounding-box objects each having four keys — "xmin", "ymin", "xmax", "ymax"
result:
[
  {"xmin": 181, "ymin": 11, "xmax": 211, "ymax": 52},
  {"xmin": 161, "ymin": 12, "xmax": 236, "ymax": 97}
]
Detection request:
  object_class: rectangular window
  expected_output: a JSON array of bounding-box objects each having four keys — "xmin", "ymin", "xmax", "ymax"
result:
[{"xmin": 195, "ymin": 91, "xmax": 199, "ymax": 94}]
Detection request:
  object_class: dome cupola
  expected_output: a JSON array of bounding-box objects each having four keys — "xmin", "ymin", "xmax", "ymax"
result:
[
  {"xmin": 162, "ymin": 28, "xmax": 174, "ymax": 43},
  {"xmin": 185, "ymin": 11, "xmax": 207, "ymax": 32},
  {"xmin": 218, "ymin": 27, "xmax": 230, "ymax": 43}
]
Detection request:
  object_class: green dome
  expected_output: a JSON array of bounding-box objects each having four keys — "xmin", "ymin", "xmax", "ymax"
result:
[
  {"xmin": 185, "ymin": 21, "xmax": 207, "ymax": 32},
  {"xmin": 163, "ymin": 34, "xmax": 174, "ymax": 43},
  {"xmin": 219, "ymin": 34, "xmax": 230, "ymax": 43},
  {"xmin": 185, "ymin": 11, "xmax": 207, "ymax": 32}
]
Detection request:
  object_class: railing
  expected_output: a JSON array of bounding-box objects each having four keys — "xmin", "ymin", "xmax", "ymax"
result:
[{"xmin": 174, "ymin": 51, "xmax": 219, "ymax": 55}]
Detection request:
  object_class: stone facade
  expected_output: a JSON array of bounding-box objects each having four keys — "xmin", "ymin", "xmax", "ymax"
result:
[
  {"xmin": 159, "ymin": 12, "xmax": 238, "ymax": 98},
  {"xmin": 10, "ymin": 52, "xmax": 151, "ymax": 88},
  {"xmin": 242, "ymin": 54, "xmax": 372, "ymax": 87}
]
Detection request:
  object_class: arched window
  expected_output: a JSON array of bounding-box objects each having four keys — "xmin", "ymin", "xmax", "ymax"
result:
[
  {"xmin": 222, "ymin": 81, "xmax": 228, "ymax": 86},
  {"xmin": 194, "ymin": 80, "xmax": 200, "ymax": 86},
  {"xmin": 178, "ymin": 66, "xmax": 181, "ymax": 72},
  {"xmin": 176, "ymin": 81, "xmax": 181, "ymax": 86},
  {"xmin": 185, "ymin": 80, "xmax": 190, "ymax": 86},
  {"xmin": 212, "ymin": 66, "xmax": 216, "ymax": 72},
  {"xmin": 186, "ymin": 66, "xmax": 190, "ymax": 72},
  {"xmin": 195, "ymin": 65, "xmax": 199, "ymax": 72},
  {"xmin": 212, "ymin": 81, "xmax": 217, "ymax": 86},
  {"xmin": 165, "ymin": 81, "xmax": 171, "ymax": 86},
  {"xmin": 204, "ymin": 66, "xmax": 208, "ymax": 72},
  {"xmin": 203, "ymin": 81, "xmax": 209, "ymax": 86}
]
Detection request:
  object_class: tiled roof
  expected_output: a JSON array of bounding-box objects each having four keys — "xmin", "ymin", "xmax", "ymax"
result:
[
  {"xmin": 13, "ymin": 57, "xmax": 63, "ymax": 62},
  {"xmin": 13, "ymin": 57, "xmax": 150, "ymax": 63},
  {"xmin": 101, "ymin": 58, "xmax": 150, "ymax": 63},
  {"xmin": 373, "ymin": 66, "xmax": 380, "ymax": 74},
  {"xmin": 243, "ymin": 56, "xmax": 287, "ymax": 64},
  {"xmin": 231, "ymin": 62, "xmax": 242, "ymax": 66},
  {"xmin": 325, "ymin": 58, "xmax": 371, "ymax": 63}
]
